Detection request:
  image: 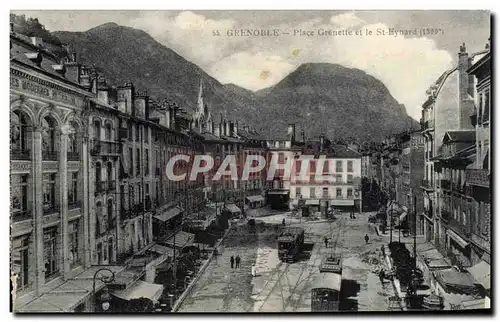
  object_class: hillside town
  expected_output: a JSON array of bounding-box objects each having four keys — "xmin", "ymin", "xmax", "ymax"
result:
[{"xmin": 9, "ymin": 18, "xmax": 490, "ymax": 314}]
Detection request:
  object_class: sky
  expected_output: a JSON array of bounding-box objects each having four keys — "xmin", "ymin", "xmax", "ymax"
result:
[{"xmin": 12, "ymin": 10, "xmax": 491, "ymax": 120}]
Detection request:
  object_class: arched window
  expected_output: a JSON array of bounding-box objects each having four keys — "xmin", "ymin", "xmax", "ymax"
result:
[
  {"xmin": 67, "ymin": 122, "xmax": 80, "ymax": 161},
  {"xmin": 105, "ymin": 122, "xmax": 112, "ymax": 141},
  {"xmin": 107, "ymin": 199, "xmax": 113, "ymax": 231},
  {"xmin": 95, "ymin": 163, "xmax": 102, "ymax": 186},
  {"xmin": 11, "ymin": 110, "xmax": 31, "ymax": 159},
  {"xmin": 95, "ymin": 201, "xmax": 102, "ymax": 238},
  {"xmin": 42, "ymin": 116, "xmax": 57, "ymax": 160},
  {"xmin": 107, "ymin": 162, "xmax": 113, "ymax": 188},
  {"xmin": 94, "ymin": 120, "xmax": 101, "ymax": 140}
]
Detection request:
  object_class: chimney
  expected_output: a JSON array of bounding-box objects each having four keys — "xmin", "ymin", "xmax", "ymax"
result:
[
  {"xmin": 25, "ymin": 52, "xmax": 42, "ymax": 67},
  {"xmin": 51, "ymin": 64, "xmax": 66, "ymax": 76},
  {"xmin": 458, "ymin": 43, "xmax": 474, "ymax": 130},
  {"xmin": 287, "ymin": 124, "xmax": 296, "ymax": 143},
  {"xmin": 229, "ymin": 121, "xmax": 235, "ymax": 137},
  {"xmin": 225, "ymin": 120, "xmax": 230, "ymax": 137},
  {"xmin": 300, "ymin": 129, "xmax": 306, "ymax": 143},
  {"xmin": 234, "ymin": 121, "xmax": 239, "ymax": 135},
  {"xmin": 30, "ymin": 37, "xmax": 43, "ymax": 48},
  {"xmin": 117, "ymin": 82, "xmax": 134, "ymax": 115},
  {"xmin": 133, "ymin": 91, "xmax": 148, "ymax": 118},
  {"xmin": 320, "ymin": 133, "xmax": 325, "ymax": 152}
]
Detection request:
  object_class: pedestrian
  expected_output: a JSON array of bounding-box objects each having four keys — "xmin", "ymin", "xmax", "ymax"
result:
[
  {"xmin": 282, "ymin": 218, "xmax": 286, "ymax": 226},
  {"xmin": 251, "ymin": 263, "xmax": 257, "ymax": 277},
  {"xmin": 235, "ymin": 255, "xmax": 241, "ymax": 269},
  {"xmin": 324, "ymin": 236, "xmax": 329, "ymax": 248},
  {"xmin": 230, "ymin": 255, "xmax": 234, "ymax": 269},
  {"xmin": 379, "ymin": 269, "xmax": 385, "ymax": 284},
  {"xmin": 364, "ymin": 234, "xmax": 370, "ymax": 244}
]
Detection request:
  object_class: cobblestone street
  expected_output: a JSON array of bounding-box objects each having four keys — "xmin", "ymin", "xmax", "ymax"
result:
[{"xmin": 178, "ymin": 211, "xmax": 396, "ymax": 312}]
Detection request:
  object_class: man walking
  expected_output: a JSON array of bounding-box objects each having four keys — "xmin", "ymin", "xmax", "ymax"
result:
[
  {"xmin": 379, "ymin": 269, "xmax": 385, "ymax": 284},
  {"xmin": 324, "ymin": 236, "xmax": 329, "ymax": 248},
  {"xmin": 364, "ymin": 234, "xmax": 370, "ymax": 244},
  {"xmin": 235, "ymin": 255, "xmax": 241, "ymax": 269},
  {"xmin": 230, "ymin": 255, "xmax": 235, "ymax": 269}
]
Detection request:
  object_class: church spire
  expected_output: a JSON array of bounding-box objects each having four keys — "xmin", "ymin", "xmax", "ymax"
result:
[{"xmin": 197, "ymin": 78, "xmax": 204, "ymax": 116}]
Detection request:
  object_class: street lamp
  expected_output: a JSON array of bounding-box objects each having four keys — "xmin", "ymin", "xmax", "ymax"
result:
[{"xmin": 92, "ymin": 268, "xmax": 115, "ymax": 312}]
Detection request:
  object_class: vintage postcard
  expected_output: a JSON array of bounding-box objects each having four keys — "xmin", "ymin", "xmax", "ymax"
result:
[{"xmin": 9, "ymin": 10, "xmax": 491, "ymax": 313}]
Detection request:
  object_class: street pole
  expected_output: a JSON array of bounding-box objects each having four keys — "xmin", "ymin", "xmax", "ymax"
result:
[
  {"xmin": 413, "ymin": 194, "xmax": 417, "ymax": 267},
  {"xmin": 389, "ymin": 201, "xmax": 393, "ymax": 244}
]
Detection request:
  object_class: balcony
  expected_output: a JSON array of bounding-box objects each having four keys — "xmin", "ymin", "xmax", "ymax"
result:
[
  {"xmin": 420, "ymin": 179, "xmax": 434, "ymax": 191},
  {"xmin": 446, "ymin": 217, "xmax": 471, "ymax": 239},
  {"xmin": 11, "ymin": 149, "xmax": 31, "ymax": 160},
  {"xmin": 43, "ymin": 204, "xmax": 60, "ymax": 215},
  {"xmin": 422, "ymin": 120, "xmax": 435, "ymax": 132},
  {"xmin": 90, "ymin": 140, "xmax": 121, "ymax": 156},
  {"xmin": 440, "ymin": 209, "xmax": 450, "ymax": 223},
  {"xmin": 67, "ymin": 151, "xmax": 80, "ymax": 161},
  {"xmin": 118, "ymin": 128, "xmax": 128, "ymax": 140},
  {"xmin": 68, "ymin": 200, "xmax": 82, "ymax": 210},
  {"xmin": 466, "ymin": 169, "xmax": 490, "ymax": 188},
  {"xmin": 11, "ymin": 210, "xmax": 32, "ymax": 222},
  {"xmin": 440, "ymin": 179, "xmax": 451, "ymax": 190},
  {"xmin": 42, "ymin": 150, "xmax": 58, "ymax": 161},
  {"xmin": 107, "ymin": 181, "xmax": 116, "ymax": 192}
]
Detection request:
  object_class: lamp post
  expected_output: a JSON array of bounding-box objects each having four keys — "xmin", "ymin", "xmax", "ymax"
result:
[{"xmin": 92, "ymin": 268, "xmax": 115, "ymax": 312}]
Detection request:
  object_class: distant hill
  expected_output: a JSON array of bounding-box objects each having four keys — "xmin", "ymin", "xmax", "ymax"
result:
[{"xmin": 45, "ymin": 21, "xmax": 417, "ymax": 140}]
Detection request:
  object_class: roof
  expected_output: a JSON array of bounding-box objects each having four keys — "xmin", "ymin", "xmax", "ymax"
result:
[
  {"xmin": 224, "ymin": 203, "xmax": 241, "ymax": 213},
  {"xmin": 311, "ymin": 273, "xmax": 342, "ymax": 291},
  {"xmin": 467, "ymin": 261, "xmax": 490, "ymax": 290},
  {"xmin": 443, "ymin": 130, "xmax": 476, "ymax": 143},
  {"xmin": 434, "ymin": 269, "xmax": 480, "ymax": 295},
  {"xmin": 154, "ymin": 206, "xmax": 183, "ymax": 222}
]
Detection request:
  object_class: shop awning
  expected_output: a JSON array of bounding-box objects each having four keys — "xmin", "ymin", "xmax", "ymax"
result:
[
  {"xmin": 111, "ymin": 281, "xmax": 163, "ymax": 302},
  {"xmin": 467, "ymin": 261, "xmax": 490, "ymax": 290},
  {"xmin": 148, "ymin": 244, "xmax": 178, "ymax": 258},
  {"xmin": 164, "ymin": 231, "xmax": 195, "ymax": 249},
  {"xmin": 305, "ymin": 199, "xmax": 320, "ymax": 205},
  {"xmin": 154, "ymin": 206, "xmax": 183, "ymax": 222},
  {"xmin": 330, "ymin": 199, "xmax": 354, "ymax": 206},
  {"xmin": 246, "ymin": 195, "xmax": 265, "ymax": 202},
  {"xmin": 434, "ymin": 269, "xmax": 478, "ymax": 295},
  {"xmin": 447, "ymin": 229, "xmax": 469, "ymax": 248},
  {"xmin": 267, "ymin": 190, "xmax": 289, "ymax": 195},
  {"xmin": 224, "ymin": 203, "xmax": 241, "ymax": 213}
]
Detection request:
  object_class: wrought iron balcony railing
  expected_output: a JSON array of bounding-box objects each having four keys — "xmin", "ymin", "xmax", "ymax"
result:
[
  {"xmin": 68, "ymin": 200, "xmax": 82, "ymax": 210},
  {"xmin": 43, "ymin": 204, "xmax": 60, "ymax": 215},
  {"xmin": 11, "ymin": 148, "xmax": 31, "ymax": 160},
  {"xmin": 440, "ymin": 179, "xmax": 451, "ymax": 190},
  {"xmin": 466, "ymin": 169, "xmax": 490, "ymax": 188},
  {"xmin": 67, "ymin": 151, "xmax": 80, "ymax": 161},
  {"xmin": 42, "ymin": 150, "xmax": 58, "ymax": 161},
  {"xmin": 11, "ymin": 210, "xmax": 32, "ymax": 222}
]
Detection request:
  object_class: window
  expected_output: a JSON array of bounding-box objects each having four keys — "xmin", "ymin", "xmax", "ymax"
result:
[
  {"xmin": 336, "ymin": 188, "xmax": 342, "ymax": 197},
  {"xmin": 144, "ymin": 127, "xmax": 149, "ymax": 143},
  {"xmin": 68, "ymin": 220, "xmax": 80, "ymax": 268},
  {"xmin": 107, "ymin": 199, "xmax": 113, "ymax": 231},
  {"xmin": 42, "ymin": 174, "xmax": 56, "ymax": 213},
  {"xmin": 296, "ymin": 187, "xmax": 301, "ymax": 197},
  {"xmin": 483, "ymin": 89, "xmax": 490, "ymax": 123},
  {"xmin": 43, "ymin": 228, "xmax": 59, "ymax": 279},
  {"xmin": 42, "ymin": 116, "xmax": 57, "ymax": 159},
  {"xmin": 11, "ymin": 110, "xmax": 30, "ymax": 156},
  {"xmin": 347, "ymin": 174, "xmax": 354, "ymax": 184},
  {"xmin": 95, "ymin": 202, "xmax": 102, "ymax": 238},
  {"xmin": 336, "ymin": 160, "xmax": 343, "ymax": 173},
  {"xmin": 129, "ymin": 148, "xmax": 133, "ymax": 174},
  {"xmin": 322, "ymin": 187, "xmax": 329, "ymax": 198},
  {"xmin": 68, "ymin": 172, "xmax": 78, "ymax": 206},
  {"xmin": 347, "ymin": 188, "xmax": 353, "ymax": 198},
  {"xmin": 128, "ymin": 122, "xmax": 133, "ymax": 141},
  {"xmin": 12, "ymin": 236, "xmax": 30, "ymax": 290},
  {"xmin": 335, "ymin": 174, "xmax": 342, "ymax": 183},
  {"xmin": 347, "ymin": 161, "xmax": 353, "ymax": 172},
  {"xmin": 105, "ymin": 123, "xmax": 112, "ymax": 141},
  {"xmin": 97, "ymin": 242, "xmax": 102, "ymax": 264},
  {"xmin": 136, "ymin": 148, "xmax": 141, "ymax": 175},
  {"xmin": 108, "ymin": 238, "xmax": 113, "ymax": 263},
  {"xmin": 12, "ymin": 174, "xmax": 29, "ymax": 220},
  {"xmin": 136, "ymin": 124, "xmax": 140, "ymax": 142},
  {"xmin": 310, "ymin": 188, "xmax": 316, "ymax": 198},
  {"xmin": 94, "ymin": 120, "xmax": 101, "ymax": 140},
  {"xmin": 145, "ymin": 149, "xmax": 149, "ymax": 175}
]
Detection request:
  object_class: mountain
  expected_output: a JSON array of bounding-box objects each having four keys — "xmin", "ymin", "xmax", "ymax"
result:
[
  {"xmin": 252, "ymin": 63, "xmax": 418, "ymax": 140},
  {"xmin": 50, "ymin": 22, "xmax": 417, "ymax": 141}
]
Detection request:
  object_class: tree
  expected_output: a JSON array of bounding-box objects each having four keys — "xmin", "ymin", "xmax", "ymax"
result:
[{"xmin": 125, "ymin": 298, "xmax": 155, "ymax": 312}]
